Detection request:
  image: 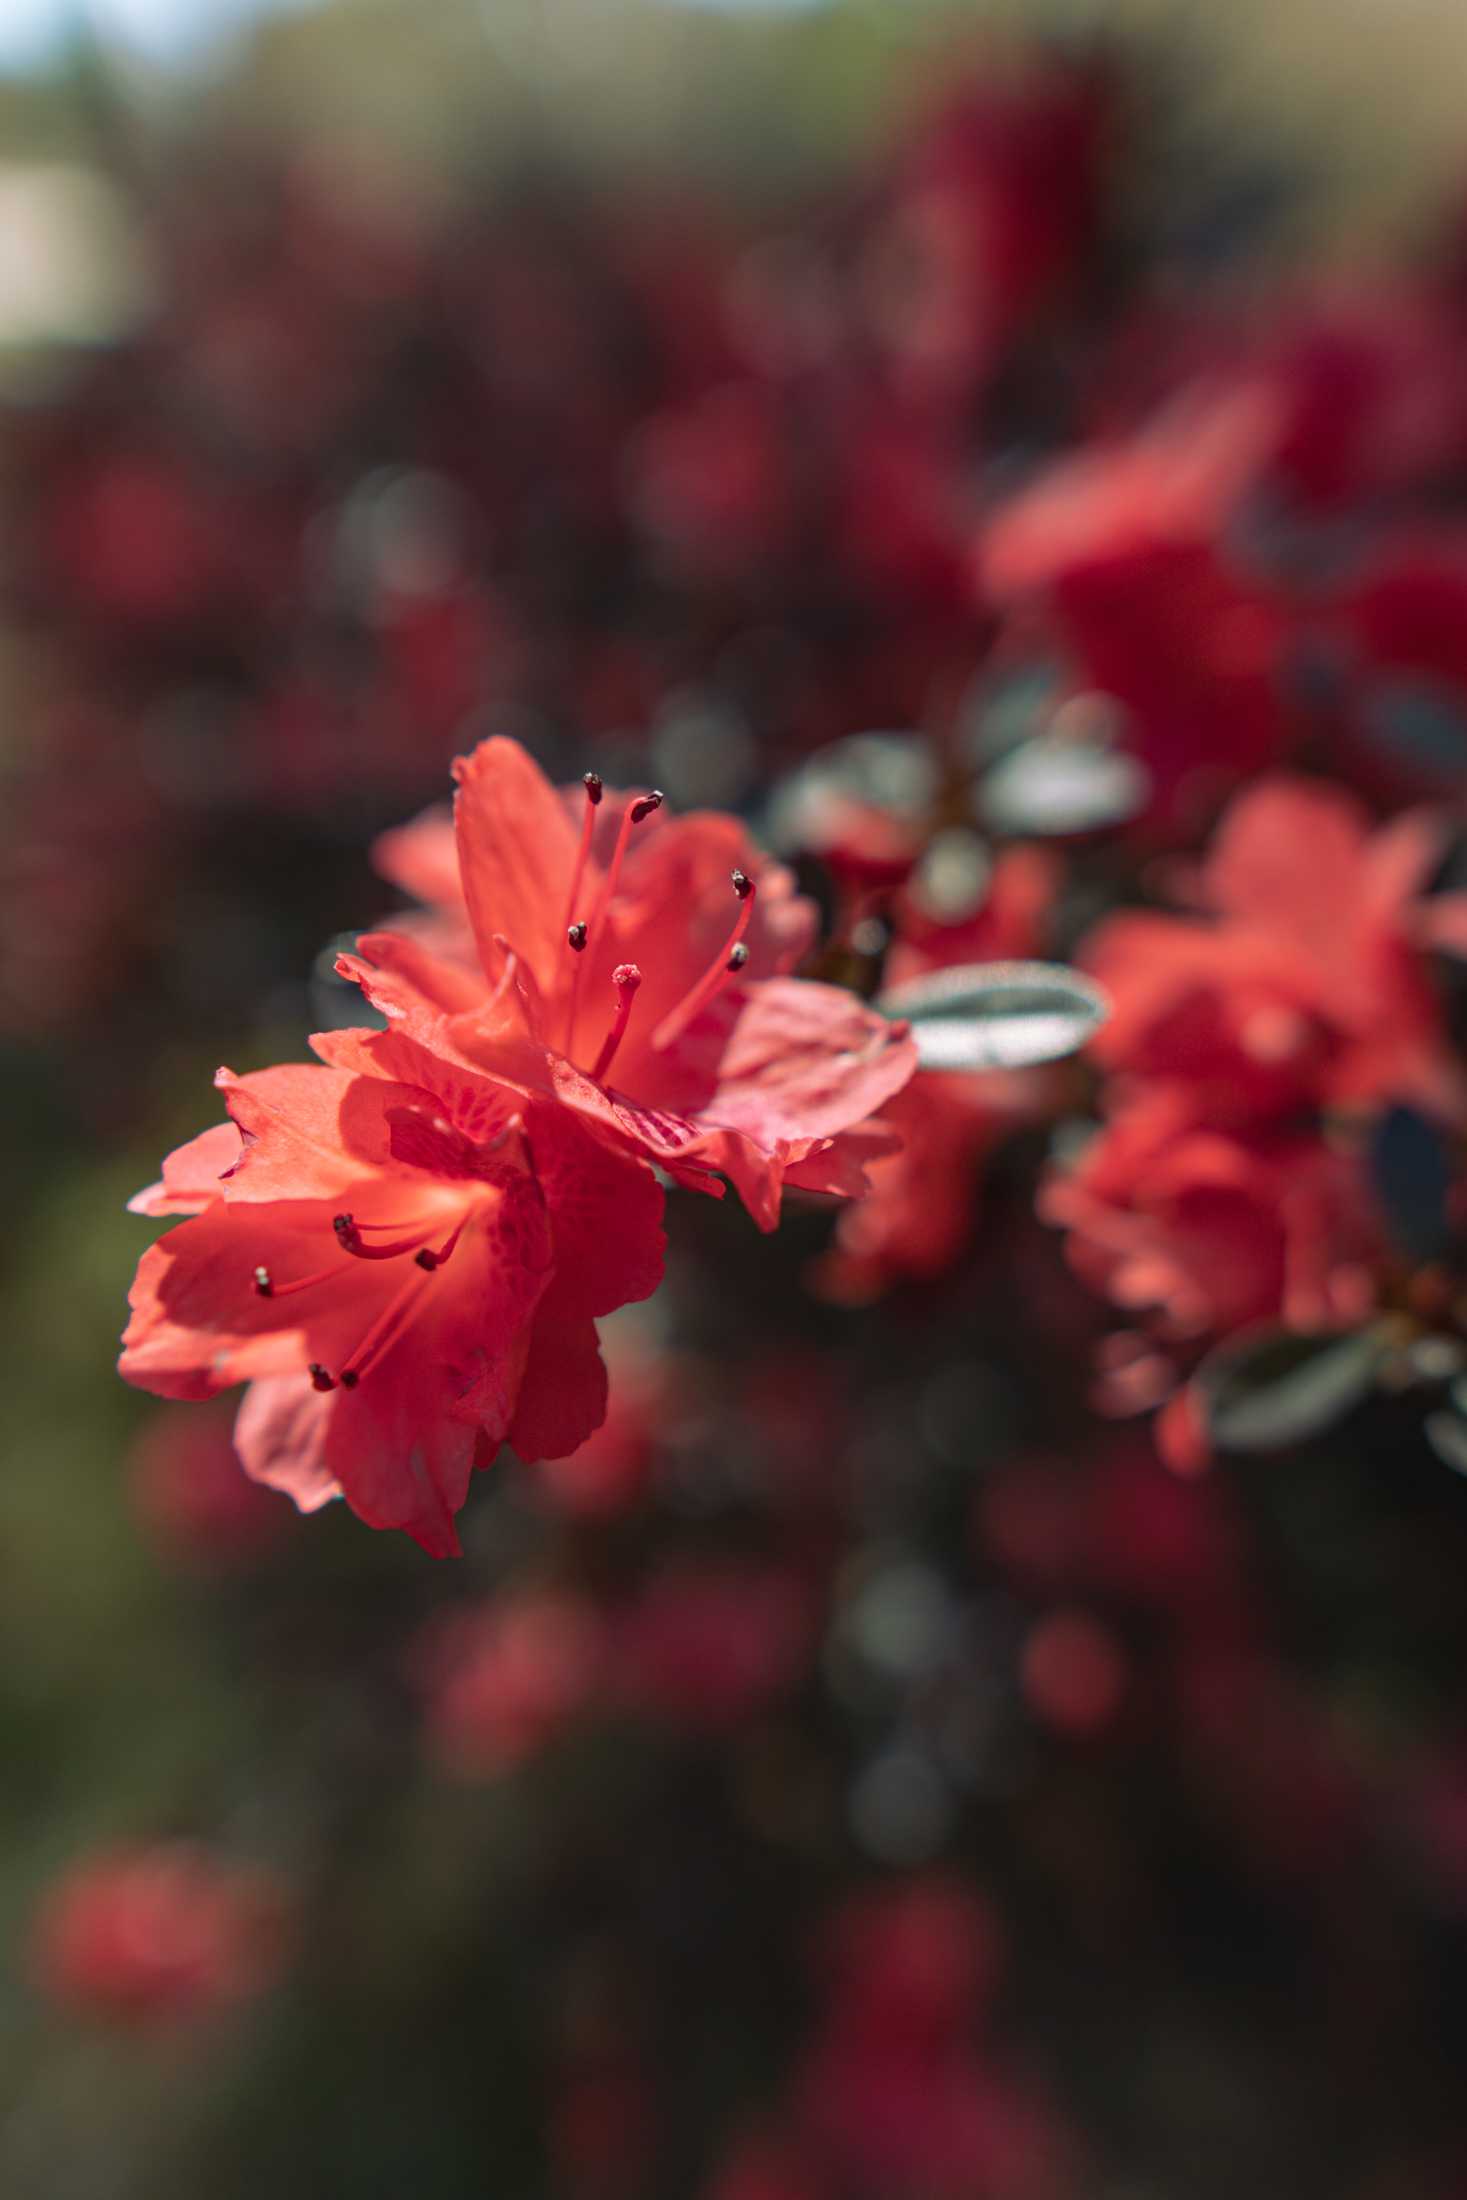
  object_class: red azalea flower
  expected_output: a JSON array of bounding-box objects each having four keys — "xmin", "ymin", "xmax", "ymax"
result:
[
  {"xmin": 1045, "ymin": 542, "xmax": 1293, "ymax": 830},
  {"xmin": 349, "ymin": 736, "xmax": 918, "ymax": 1230},
  {"xmin": 1082, "ymin": 775, "xmax": 1464, "ymax": 1121},
  {"xmin": 1042, "ymin": 1091, "xmax": 1380, "ymax": 1343},
  {"xmin": 129, "ymin": 1399, "xmax": 290, "ymax": 1568},
  {"xmin": 119, "ymin": 1054, "xmax": 667, "ymax": 1557},
  {"xmin": 421, "ymin": 1591, "xmax": 605, "ymax": 1773},
  {"xmin": 979, "ymin": 380, "xmax": 1278, "ymax": 604},
  {"xmin": 614, "ymin": 1561, "xmax": 812, "ymax": 1730},
  {"xmin": 32, "ymin": 1845, "xmax": 286, "ymax": 2023}
]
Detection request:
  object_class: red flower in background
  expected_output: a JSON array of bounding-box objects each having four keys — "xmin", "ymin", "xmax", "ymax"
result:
[
  {"xmin": 1045, "ymin": 773, "xmax": 1467, "ymax": 1459},
  {"xmin": 32, "ymin": 1846, "xmax": 286, "ymax": 2023},
  {"xmin": 1082, "ymin": 776, "xmax": 1465, "ymax": 1120},
  {"xmin": 422, "ymin": 1592, "xmax": 605, "ymax": 1773}
]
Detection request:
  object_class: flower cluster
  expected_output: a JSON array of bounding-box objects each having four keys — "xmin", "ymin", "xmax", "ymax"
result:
[{"xmin": 119, "ymin": 737, "xmax": 915, "ymax": 1553}]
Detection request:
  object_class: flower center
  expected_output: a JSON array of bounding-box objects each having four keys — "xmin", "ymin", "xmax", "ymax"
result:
[
  {"xmin": 251, "ymin": 1202, "xmax": 473, "ymax": 1393},
  {"xmin": 559, "ymin": 771, "xmax": 760, "ymax": 1082}
]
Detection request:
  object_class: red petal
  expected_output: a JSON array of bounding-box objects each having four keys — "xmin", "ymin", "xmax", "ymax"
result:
[
  {"xmin": 233, "ymin": 1377, "xmax": 342, "ymax": 1512},
  {"xmin": 215, "ymin": 1065, "xmax": 364, "ymax": 1202},
  {"xmin": 508, "ymin": 1306, "xmax": 609, "ymax": 1463},
  {"xmin": 452, "ymin": 736, "xmax": 579, "ymax": 996},
  {"xmin": 371, "ymin": 803, "xmax": 461, "ymax": 910},
  {"xmin": 127, "ymin": 1122, "xmax": 243, "ymax": 1217},
  {"xmin": 691, "ymin": 978, "xmax": 918, "ymax": 1146},
  {"xmin": 120, "ymin": 1203, "xmax": 368, "ymax": 1399}
]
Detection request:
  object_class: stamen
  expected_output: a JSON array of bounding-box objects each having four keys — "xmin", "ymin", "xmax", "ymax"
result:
[
  {"xmin": 561, "ymin": 771, "xmax": 605, "ymax": 944},
  {"xmin": 333, "ymin": 1210, "xmax": 448, "ymax": 1261},
  {"xmin": 309, "ymin": 1364, "xmax": 336, "ymax": 1392},
  {"xmin": 413, "ymin": 1214, "xmax": 470, "ymax": 1272},
  {"xmin": 593, "ymin": 791, "xmax": 664, "ymax": 931},
  {"xmin": 265, "ymin": 1260, "xmax": 352, "ymax": 1300},
  {"xmin": 253, "ymin": 1265, "xmax": 273, "ymax": 1297},
  {"xmin": 567, "ymin": 921, "xmax": 587, "ymax": 953},
  {"xmin": 590, "ymin": 964, "xmax": 643, "ymax": 1084},
  {"xmin": 336, "ymin": 1265, "xmax": 437, "ymax": 1386},
  {"xmin": 561, "ymin": 789, "xmax": 664, "ymax": 1056},
  {"xmin": 651, "ymin": 869, "xmax": 758, "ymax": 1051}
]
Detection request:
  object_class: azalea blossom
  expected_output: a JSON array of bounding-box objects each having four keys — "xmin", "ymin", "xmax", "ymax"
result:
[
  {"xmin": 1081, "ymin": 775, "xmax": 1467, "ymax": 1120},
  {"xmin": 356, "ymin": 736, "xmax": 918, "ymax": 1230},
  {"xmin": 120, "ymin": 737, "xmax": 916, "ymax": 1555},
  {"xmin": 32, "ymin": 1846, "xmax": 286, "ymax": 2023},
  {"xmin": 120, "ymin": 1053, "xmax": 668, "ymax": 1556}
]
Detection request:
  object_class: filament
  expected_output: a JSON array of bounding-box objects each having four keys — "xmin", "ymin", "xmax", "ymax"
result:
[{"xmin": 651, "ymin": 870, "xmax": 757, "ymax": 1052}]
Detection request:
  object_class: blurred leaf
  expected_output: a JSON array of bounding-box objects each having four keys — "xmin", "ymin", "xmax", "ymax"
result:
[
  {"xmin": 978, "ymin": 734, "xmax": 1150, "ymax": 837},
  {"xmin": 310, "ymin": 932, "xmax": 388, "ymax": 1035},
  {"xmin": 1369, "ymin": 1103, "xmax": 1455, "ymax": 1265},
  {"xmin": 1195, "ymin": 1325, "xmax": 1386, "ymax": 1454},
  {"xmin": 877, "ymin": 959, "xmax": 1108, "ymax": 1071},
  {"xmin": 1360, "ymin": 678, "xmax": 1467, "ymax": 785},
  {"xmin": 766, "ymin": 731, "xmax": 937, "ymax": 854},
  {"xmin": 1425, "ymin": 1408, "xmax": 1467, "ymax": 1476}
]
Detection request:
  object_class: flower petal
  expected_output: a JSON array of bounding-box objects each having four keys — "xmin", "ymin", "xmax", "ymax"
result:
[
  {"xmin": 127, "ymin": 1122, "xmax": 244, "ymax": 1217},
  {"xmin": 452, "ymin": 736, "xmax": 579, "ymax": 996},
  {"xmin": 233, "ymin": 1377, "xmax": 342, "ymax": 1512},
  {"xmin": 689, "ymin": 977, "xmax": 919, "ymax": 1146}
]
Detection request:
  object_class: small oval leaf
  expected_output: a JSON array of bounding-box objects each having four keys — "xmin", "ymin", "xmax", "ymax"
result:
[
  {"xmin": 1425, "ymin": 1409, "xmax": 1467, "ymax": 1477},
  {"xmin": 979, "ymin": 734, "xmax": 1150, "ymax": 837},
  {"xmin": 1196, "ymin": 1325, "xmax": 1385, "ymax": 1454},
  {"xmin": 1369, "ymin": 1103, "xmax": 1454, "ymax": 1265},
  {"xmin": 767, "ymin": 731, "xmax": 938, "ymax": 855},
  {"xmin": 1360, "ymin": 677, "xmax": 1467, "ymax": 785},
  {"xmin": 877, "ymin": 960, "xmax": 1109, "ymax": 1071}
]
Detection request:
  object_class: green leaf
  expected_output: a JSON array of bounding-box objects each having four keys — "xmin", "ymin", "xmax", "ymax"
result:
[
  {"xmin": 877, "ymin": 959, "xmax": 1108, "ymax": 1072},
  {"xmin": 1195, "ymin": 1326, "xmax": 1386, "ymax": 1454}
]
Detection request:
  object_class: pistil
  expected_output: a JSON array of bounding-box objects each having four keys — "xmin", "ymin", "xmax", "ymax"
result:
[{"xmin": 590, "ymin": 964, "xmax": 643, "ymax": 1084}]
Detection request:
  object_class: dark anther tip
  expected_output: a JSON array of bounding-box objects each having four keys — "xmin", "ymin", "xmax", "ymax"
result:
[
  {"xmin": 583, "ymin": 771, "xmax": 604, "ymax": 804},
  {"xmin": 414, "ymin": 1249, "xmax": 439, "ymax": 1270},
  {"xmin": 339, "ymin": 1370, "xmax": 360, "ymax": 1390},
  {"xmin": 252, "ymin": 1266, "xmax": 273, "ymax": 1297},
  {"xmin": 308, "ymin": 1363, "xmax": 336, "ymax": 1392},
  {"xmin": 630, "ymin": 790, "xmax": 665, "ymax": 823},
  {"xmin": 731, "ymin": 869, "xmax": 753, "ymax": 899},
  {"xmin": 726, "ymin": 942, "xmax": 750, "ymax": 971},
  {"xmin": 567, "ymin": 920, "xmax": 588, "ymax": 951}
]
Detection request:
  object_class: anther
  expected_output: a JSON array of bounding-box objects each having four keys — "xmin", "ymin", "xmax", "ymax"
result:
[
  {"xmin": 651, "ymin": 867, "xmax": 759, "ymax": 1051},
  {"xmin": 253, "ymin": 1265, "xmax": 273, "ymax": 1297},
  {"xmin": 563, "ymin": 790, "xmax": 666, "ymax": 1055},
  {"xmin": 567, "ymin": 920, "xmax": 588, "ymax": 952},
  {"xmin": 308, "ymin": 1363, "xmax": 336, "ymax": 1392},
  {"xmin": 339, "ymin": 1370, "xmax": 359, "ymax": 1389},
  {"xmin": 414, "ymin": 1248, "xmax": 439, "ymax": 1270},
  {"xmin": 583, "ymin": 771, "xmax": 603, "ymax": 805},
  {"xmin": 332, "ymin": 1213, "xmax": 359, "ymax": 1249}
]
